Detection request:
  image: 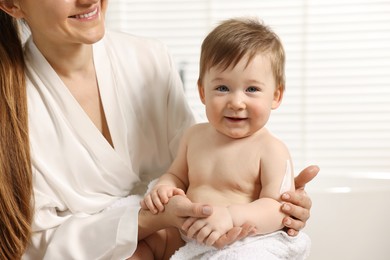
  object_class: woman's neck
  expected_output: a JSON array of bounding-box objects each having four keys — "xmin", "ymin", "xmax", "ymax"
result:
[{"xmin": 32, "ymin": 36, "xmax": 94, "ymax": 78}]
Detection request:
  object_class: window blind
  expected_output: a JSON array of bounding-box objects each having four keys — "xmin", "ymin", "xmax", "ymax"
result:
[{"xmin": 106, "ymin": 0, "xmax": 390, "ymax": 175}]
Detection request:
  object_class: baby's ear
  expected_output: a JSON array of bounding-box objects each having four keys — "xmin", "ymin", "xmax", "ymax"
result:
[
  {"xmin": 197, "ymin": 80, "xmax": 206, "ymax": 105},
  {"xmin": 0, "ymin": 1, "xmax": 25, "ymax": 19},
  {"xmin": 272, "ymin": 87, "xmax": 284, "ymax": 109}
]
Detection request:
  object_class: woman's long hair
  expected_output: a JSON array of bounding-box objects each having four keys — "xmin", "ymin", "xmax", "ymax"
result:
[{"xmin": 0, "ymin": 10, "xmax": 33, "ymax": 260}]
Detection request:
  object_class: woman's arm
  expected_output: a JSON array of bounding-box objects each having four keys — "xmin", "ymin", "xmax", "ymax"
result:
[{"xmin": 27, "ymin": 204, "xmax": 141, "ymax": 259}]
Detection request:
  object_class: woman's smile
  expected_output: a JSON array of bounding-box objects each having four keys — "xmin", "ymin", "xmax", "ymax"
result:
[{"xmin": 69, "ymin": 6, "xmax": 99, "ymax": 21}]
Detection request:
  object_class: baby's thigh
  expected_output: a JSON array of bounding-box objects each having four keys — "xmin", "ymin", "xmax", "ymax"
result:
[
  {"xmin": 144, "ymin": 228, "xmax": 185, "ymax": 260},
  {"xmin": 128, "ymin": 240, "xmax": 154, "ymax": 260}
]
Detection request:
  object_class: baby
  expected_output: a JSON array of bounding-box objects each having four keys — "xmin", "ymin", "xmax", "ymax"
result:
[{"xmin": 141, "ymin": 17, "xmax": 310, "ymax": 259}]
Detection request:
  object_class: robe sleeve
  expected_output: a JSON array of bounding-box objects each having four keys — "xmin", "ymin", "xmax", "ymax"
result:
[
  {"xmin": 165, "ymin": 46, "xmax": 196, "ymax": 157},
  {"xmin": 24, "ymin": 182, "xmax": 140, "ymax": 260}
]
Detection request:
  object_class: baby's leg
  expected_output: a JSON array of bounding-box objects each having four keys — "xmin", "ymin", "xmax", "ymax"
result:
[
  {"xmin": 128, "ymin": 240, "xmax": 153, "ymax": 260},
  {"xmin": 163, "ymin": 227, "xmax": 185, "ymax": 258},
  {"xmin": 129, "ymin": 228, "xmax": 184, "ymax": 260}
]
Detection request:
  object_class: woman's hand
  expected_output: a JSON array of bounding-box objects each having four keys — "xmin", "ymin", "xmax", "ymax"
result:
[
  {"xmin": 281, "ymin": 165, "xmax": 319, "ymax": 236},
  {"xmin": 212, "ymin": 222, "xmax": 257, "ymax": 249},
  {"xmin": 160, "ymin": 195, "xmax": 213, "ymax": 229}
]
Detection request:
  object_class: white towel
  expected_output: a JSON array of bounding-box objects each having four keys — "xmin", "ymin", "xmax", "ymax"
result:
[{"xmin": 171, "ymin": 231, "xmax": 311, "ymax": 260}]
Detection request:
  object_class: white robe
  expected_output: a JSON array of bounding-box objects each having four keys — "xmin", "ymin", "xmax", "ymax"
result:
[{"xmin": 22, "ymin": 31, "xmax": 195, "ymax": 259}]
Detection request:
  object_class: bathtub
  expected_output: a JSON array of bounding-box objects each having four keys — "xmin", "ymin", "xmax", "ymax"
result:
[{"xmin": 304, "ymin": 172, "xmax": 390, "ymax": 260}]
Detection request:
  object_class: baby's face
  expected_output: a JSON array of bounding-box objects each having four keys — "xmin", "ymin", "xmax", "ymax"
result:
[{"xmin": 198, "ymin": 53, "xmax": 282, "ymax": 139}]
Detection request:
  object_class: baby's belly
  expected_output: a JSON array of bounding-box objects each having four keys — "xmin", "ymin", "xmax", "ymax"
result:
[{"xmin": 186, "ymin": 185, "xmax": 253, "ymax": 206}]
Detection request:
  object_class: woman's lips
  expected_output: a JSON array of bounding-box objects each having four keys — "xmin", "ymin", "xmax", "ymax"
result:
[{"xmin": 69, "ymin": 7, "xmax": 99, "ymax": 20}]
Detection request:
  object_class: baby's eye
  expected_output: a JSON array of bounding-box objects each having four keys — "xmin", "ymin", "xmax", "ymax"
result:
[
  {"xmin": 216, "ymin": 85, "xmax": 229, "ymax": 92},
  {"xmin": 246, "ymin": 86, "xmax": 260, "ymax": 93}
]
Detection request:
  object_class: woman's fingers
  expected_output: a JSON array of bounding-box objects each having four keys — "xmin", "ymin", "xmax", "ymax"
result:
[
  {"xmin": 282, "ymin": 190, "xmax": 312, "ymax": 216},
  {"xmin": 294, "ymin": 165, "xmax": 319, "ymax": 189},
  {"xmin": 213, "ymin": 227, "xmax": 242, "ymax": 249},
  {"xmin": 164, "ymin": 195, "xmax": 213, "ymax": 224},
  {"xmin": 235, "ymin": 223, "xmax": 257, "ymax": 240}
]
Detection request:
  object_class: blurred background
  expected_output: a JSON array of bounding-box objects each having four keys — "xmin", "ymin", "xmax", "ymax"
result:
[{"xmin": 106, "ymin": 0, "xmax": 390, "ymax": 177}]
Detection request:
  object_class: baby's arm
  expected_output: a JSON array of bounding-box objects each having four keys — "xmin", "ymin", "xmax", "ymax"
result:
[
  {"xmin": 140, "ymin": 129, "xmax": 191, "ymax": 214},
  {"xmin": 182, "ymin": 194, "xmax": 284, "ymax": 245},
  {"xmin": 228, "ymin": 139, "xmax": 294, "ymax": 235}
]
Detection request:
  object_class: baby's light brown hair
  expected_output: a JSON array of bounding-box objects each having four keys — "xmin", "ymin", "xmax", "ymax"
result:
[{"xmin": 198, "ymin": 17, "xmax": 285, "ymax": 92}]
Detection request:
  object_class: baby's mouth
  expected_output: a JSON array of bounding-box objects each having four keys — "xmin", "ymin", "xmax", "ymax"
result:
[{"xmin": 226, "ymin": 117, "xmax": 246, "ymax": 121}]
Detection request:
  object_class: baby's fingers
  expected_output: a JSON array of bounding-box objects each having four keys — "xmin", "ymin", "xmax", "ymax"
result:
[
  {"xmin": 182, "ymin": 217, "xmax": 197, "ymax": 231},
  {"xmin": 205, "ymin": 231, "xmax": 221, "ymax": 246},
  {"xmin": 158, "ymin": 190, "xmax": 170, "ymax": 204},
  {"xmin": 160, "ymin": 188, "xmax": 185, "ymax": 204},
  {"xmin": 186, "ymin": 220, "xmax": 207, "ymax": 238},
  {"xmin": 141, "ymin": 195, "xmax": 158, "ymax": 214},
  {"xmin": 172, "ymin": 188, "xmax": 185, "ymax": 196},
  {"xmin": 196, "ymin": 226, "xmax": 220, "ymax": 244},
  {"xmin": 151, "ymin": 191, "xmax": 165, "ymax": 212},
  {"xmin": 139, "ymin": 199, "xmax": 148, "ymax": 210}
]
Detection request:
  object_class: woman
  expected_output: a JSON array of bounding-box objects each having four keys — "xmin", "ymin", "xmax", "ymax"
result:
[{"xmin": 0, "ymin": 0, "xmax": 317, "ymax": 259}]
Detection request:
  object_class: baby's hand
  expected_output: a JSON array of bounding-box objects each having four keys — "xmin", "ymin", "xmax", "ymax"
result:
[
  {"xmin": 140, "ymin": 185, "xmax": 185, "ymax": 214},
  {"xmin": 182, "ymin": 206, "xmax": 233, "ymax": 246}
]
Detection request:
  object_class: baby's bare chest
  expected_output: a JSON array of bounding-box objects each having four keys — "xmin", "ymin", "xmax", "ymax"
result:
[{"xmin": 187, "ymin": 139, "xmax": 262, "ymax": 191}]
